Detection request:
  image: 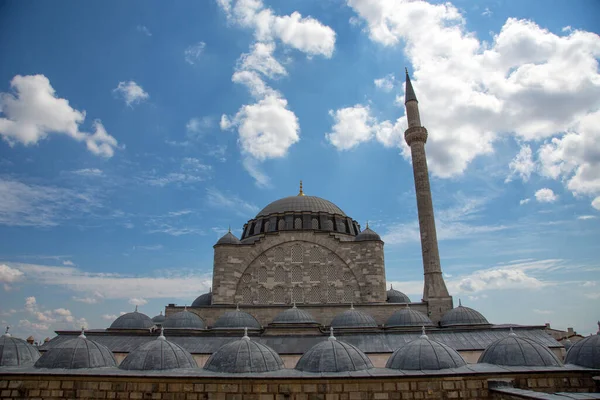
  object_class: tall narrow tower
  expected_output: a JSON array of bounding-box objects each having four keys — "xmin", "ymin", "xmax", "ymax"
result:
[{"xmin": 403, "ymin": 69, "xmax": 450, "ymax": 302}]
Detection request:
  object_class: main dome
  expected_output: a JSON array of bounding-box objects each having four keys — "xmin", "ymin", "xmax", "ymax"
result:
[{"xmin": 256, "ymin": 196, "xmax": 346, "ymax": 217}]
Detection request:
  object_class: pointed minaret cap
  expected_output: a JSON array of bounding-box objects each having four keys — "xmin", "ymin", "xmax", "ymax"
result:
[{"xmin": 405, "ymin": 68, "xmax": 418, "ymax": 104}]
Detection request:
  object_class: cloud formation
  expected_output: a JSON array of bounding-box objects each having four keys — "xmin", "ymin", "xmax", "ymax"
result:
[
  {"xmin": 184, "ymin": 42, "xmax": 206, "ymax": 65},
  {"xmin": 535, "ymin": 188, "xmax": 558, "ymax": 203},
  {"xmin": 113, "ymin": 80, "xmax": 149, "ymax": 107}
]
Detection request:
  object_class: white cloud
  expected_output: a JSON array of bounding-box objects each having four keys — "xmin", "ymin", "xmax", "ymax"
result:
[
  {"xmin": 592, "ymin": 196, "xmax": 600, "ymax": 210},
  {"xmin": 519, "ymin": 198, "xmax": 531, "ymax": 205},
  {"xmin": 72, "ymin": 296, "xmax": 100, "ymax": 304},
  {"xmin": 0, "ymin": 75, "xmax": 118, "ymax": 157},
  {"xmin": 102, "ymin": 314, "xmax": 117, "ymax": 321},
  {"xmin": 206, "ymin": 187, "xmax": 259, "ymax": 217},
  {"xmin": 113, "ymin": 81, "xmax": 149, "ymax": 107},
  {"xmin": 344, "ymin": 1, "xmax": 600, "ymax": 178},
  {"xmin": 533, "ymin": 309, "xmax": 553, "ymax": 315},
  {"xmin": 506, "ymin": 144, "xmax": 535, "ymax": 182},
  {"xmin": 452, "ymin": 267, "xmax": 545, "ymax": 293},
  {"xmin": 62, "ymin": 260, "xmax": 75, "ymax": 266},
  {"xmin": 374, "ymin": 74, "xmax": 395, "ymax": 92},
  {"xmin": 535, "ymin": 188, "xmax": 558, "ymax": 203},
  {"xmin": 482, "ymin": 7, "xmax": 492, "ymax": 17},
  {"xmin": 186, "ymin": 117, "xmax": 212, "ymax": 134},
  {"xmin": 145, "ymin": 157, "xmax": 212, "ymax": 186},
  {"xmin": 136, "ymin": 25, "xmax": 152, "ymax": 36},
  {"xmin": 129, "ymin": 297, "xmax": 148, "ymax": 306},
  {"xmin": 0, "ymin": 264, "xmax": 24, "ymax": 284},
  {"xmin": 72, "ymin": 168, "xmax": 103, "ymax": 177},
  {"xmin": 184, "ymin": 42, "xmax": 206, "ymax": 65},
  {"xmin": 239, "ymin": 42, "xmax": 286, "ymax": 78},
  {"xmin": 577, "ymin": 215, "xmax": 597, "ymax": 220}
]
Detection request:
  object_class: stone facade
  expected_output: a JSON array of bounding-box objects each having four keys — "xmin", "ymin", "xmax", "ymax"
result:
[{"xmin": 211, "ymin": 231, "xmax": 386, "ymax": 306}]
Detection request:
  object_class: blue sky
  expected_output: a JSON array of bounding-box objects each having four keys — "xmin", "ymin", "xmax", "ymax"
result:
[{"xmin": 0, "ymin": 0, "xmax": 599, "ymax": 340}]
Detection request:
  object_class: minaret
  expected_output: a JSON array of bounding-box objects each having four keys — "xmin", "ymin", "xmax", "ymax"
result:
[{"xmin": 403, "ymin": 69, "xmax": 450, "ymax": 301}]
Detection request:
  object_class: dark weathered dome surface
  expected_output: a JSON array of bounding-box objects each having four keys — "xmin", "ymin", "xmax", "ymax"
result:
[
  {"xmin": 387, "ymin": 286, "xmax": 411, "ymax": 303},
  {"xmin": 109, "ymin": 309, "xmax": 154, "ymax": 330},
  {"xmin": 162, "ymin": 310, "xmax": 205, "ymax": 329},
  {"xmin": 35, "ymin": 333, "xmax": 116, "ymax": 369},
  {"xmin": 479, "ymin": 330, "xmax": 562, "ymax": 367},
  {"xmin": 565, "ymin": 333, "xmax": 600, "ymax": 369},
  {"xmin": 119, "ymin": 333, "xmax": 197, "ymax": 370},
  {"xmin": 0, "ymin": 332, "xmax": 40, "ymax": 366},
  {"xmin": 257, "ymin": 196, "xmax": 346, "ymax": 217},
  {"xmin": 152, "ymin": 312, "xmax": 166, "ymax": 323},
  {"xmin": 440, "ymin": 302, "xmax": 489, "ymax": 327},
  {"xmin": 213, "ymin": 309, "xmax": 261, "ymax": 330},
  {"xmin": 386, "ymin": 332, "xmax": 466, "ymax": 370},
  {"xmin": 272, "ymin": 305, "xmax": 317, "ymax": 325},
  {"xmin": 296, "ymin": 332, "xmax": 373, "ymax": 372},
  {"xmin": 355, "ymin": 227, "xmax": 381, "ymax": 241},
  {"xmin": 192, "ymin": 292, "xmax": 212, "ymax": 307},
  {"xmin": 204, "ymin": 334, "xmax": 284, "ymax": 373},
  {"xmin": 215, "ymin": 231, "xmax": 241, "ymax": 245},
  {"xmin": 331, "ymin": 307, "xmax": 378, "ymax": 329},
  {"xmin": 386, "ymin": 308, "xmax": 433, "ymax": 328}
]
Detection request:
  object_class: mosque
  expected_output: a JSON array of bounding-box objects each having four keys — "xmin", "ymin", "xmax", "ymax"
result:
[{"xmin": 1, "ymin": 71, "xmax": 598, "ymax": 399}]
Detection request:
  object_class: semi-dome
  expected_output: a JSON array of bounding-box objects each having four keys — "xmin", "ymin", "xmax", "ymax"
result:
[
  {"xmin": 162, "ymin": 309, "xmax": 205, "ymax": 329},
  {"xmin": 0, "ymin": 328, "xmax": 40, "ymax": 366},
  {"xmin": 119, "ymin": 328, "xmax": 197, "ymax": 370},
  {"xmin": 386, "ymin": 328, "xmax": 466, "ymax": 370},
  {"xmin": 257, "ymin": 195, "xmax": 346, "ymax": 217},
  {"xmin": 330, "ymin": 305, "xmax": 378, "ymax": 329},
  {"xmin": 152, "ymin": 312, "xmax": 166, "ymax": 324},
  {"xmin": 478, "ymin": 328, "xmax": 562, "ymax": 367},
  {"xmin": 35, "ymin": 330, "xmax": 116, "ymax": 369},
  {"xmin": 272, "ymin": 304, "xmax": 318, "ymax": 325},
  {"xmin": 563, "ymin": 338, "xmax": 573, "ymax": 351},
  {"xmin": 212, "ymin": 306, "xmax": 261, "ymax": 330},
  {"xmin": 565, "ymin": 330, "xmax": 600, "ymax": 369},
  {"xmin": 386, "ymin": 306, "xmax": 433, "ymax": 328},
  {"xmin": 192, "ymin": 291, "xmax": 212, "ymax": 307},
  {"xmin": 204, "ymin": 329, "xmax": 284, "ymax": 373},
  {"xmin": 109, "ymin": 307, "xmax": 154, "ymax": 330},
  {"xmin": 354, "ymin": 226, "xmax": 381, "ymax": 241},
  {"xmin": 440, "ymin": 300, "xmax": 489, "ymax": 327},
  {"xmin": 295, "ymin": 328, "xmax": 373, "ymax": 372},
  {"xmin": 387, "ymin": 285, "xmax": 411, "ymax": 303},
  {"xmin": 216, "ymin": 231, "xmax": 241, "ymax": 245}
]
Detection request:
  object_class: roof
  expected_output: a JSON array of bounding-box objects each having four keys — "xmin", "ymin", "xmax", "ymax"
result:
[
  {"xmin": 215, "ymin": 231, "xmax": 240, "ymax": 246},
  {"xmin": 405, "ymin": 69, "xmax": 418, "ymax": 103},
  {"xmin": 109, "ymin": 310, "xmax": 154, "ymax": 330},
  {"xmin": 355, "ymin": 227, "xmax": 381, "ymax": 242},
  {"xmin": 385, "ymin": 308, "xmax": 433, "ymax": 328},
  {"xmin": 330, "ymin": 307, "xmax": 378, "ymax": 329},
  {"xmin": 191, "ymin": 292, "xmax": 212, "ymax": 307},
  {"xmin": 152, "ymin": 312, "xmax": 165, "ymax": 323},
  {"xmin": 271, "ymin": 305, "xmax": 318, "ymax": 325},
  {"xmin": 256, "ymin": 196, "xmax": 346, "ymax": 217},
  {"xmin": 386, "ymin": 332, "xmax": 466, "ymax": 370},
  {"xmin": 119, "ymin": 333, "xmax": 197, "ymax": 370},
  {"xmin": 295, "ymin": 331, "xmax": 373, "ymax": 372},
  {"xmin": 0, "ymin": 333, "xmax": 40, "ymax": 366},
  {"xmin": 35, "ymin": 333, "xmax": 116, "ymax": 369},
  {"xmin": 162, "ymin": 310, "xmax": 205, "ymax": 329},
  {"xmin": 212, "ymin": 309, "xmax": 261, "ymax": 330},
  {"xmin": 478, "ymin": 331, "xmax": 562, "ymax": 367},
  {"xmin": 565, "ymin": 333, "xmax": 600, "ymax": 369},
  {"xmin": 440, "ymin": 303, "xmax": 489, "ymax": 327},
  {"xmin": 387, "ymin": 286, "xmax": 411, "ymax": 303},
  {"xmin": 204, "ymin": 333, "xmax": 284, "ymax": 373}
]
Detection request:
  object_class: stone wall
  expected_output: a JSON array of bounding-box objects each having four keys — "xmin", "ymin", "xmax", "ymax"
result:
[
  {"xmin": 1, "ymin": 371, "xmax": 596, "ymax": 400},
  {"xmin": 212, "ymin": 232, "xmax": 387, "ymax": 307}
]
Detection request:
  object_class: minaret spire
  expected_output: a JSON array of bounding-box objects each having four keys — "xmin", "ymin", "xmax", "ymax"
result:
[{"xmin": 403, "ymin": 69, "xmax": 450, "ymax": 303}]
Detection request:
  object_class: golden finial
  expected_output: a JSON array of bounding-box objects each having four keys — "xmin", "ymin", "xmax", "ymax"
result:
[{"xmin": 298, "ymin": 180, "xmax": 305, "ymax": 196}]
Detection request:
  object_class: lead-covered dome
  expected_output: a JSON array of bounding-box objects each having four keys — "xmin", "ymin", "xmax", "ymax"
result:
[
  {"xmin": 386, "ymin": 307, "xmax": 433, "ymax": 328},
  {"xmin": 192, "ymin": 291, "xmax": 212, "ymax": 307},
  {"xmin": 119, "ymin": 329, "xmax": 197, "ymax": 370},
  {"xmin": 213, "ymin": 306, "xmax": 261, "ymax": 330},
  {"xmin": 479, "ymin": 329, "xmax": 562, "ymax": 367},
  {"xmin": 386, "ymin": 329, "xmax": 466, "ymax": 370},
  {"xmin": 296, "ymin": 329, "xmax": 373, "ymax": 372},
  {"xmin": 216, "ymin": 231, "xmax": 241, "ymax": 245},
  {"xmin": 0, "ymin": 328, "xmax": 40, "ymax": 366},
  {"xmin": 355, "ymin": 227, "xmax": 381, "ymax": 242},
  {"xmin": 152, "ymin": 312, "xmax": 166, "ymax": 324},
  {"xmin": 565, "ymin": 331, "xmax": 600, "ymax": 369},
  {"xmin": 162, "ymin": 309, "xmax": 205, "ymax": 329},
  {"xmin": 109, "ymin": 307, "xmax": 154, "ymax": 330},
  {"xmin": 35, "ymin": 330, "xmax": 116, "ymax": 369},
  {"xmin": 331, "ymin": 305, "xmax": 377, "ymax": 329},
  {"xmin": 387, "ymin": 285, "xmax": 411, "ymax": 303},
  {"xmin": 257, "ymin": 196, "xmax": 346, "ymax": 217},
  {"xmin": 272, "ymin": 304, "xmax": 318, "ymax": 325},
  {"xmin": 204, "ymin": 330, "xmax": 284, "ymax": 373},
  {"xmin": 440, "ymin": 300, "xmax": 489, "ymax": 327}
]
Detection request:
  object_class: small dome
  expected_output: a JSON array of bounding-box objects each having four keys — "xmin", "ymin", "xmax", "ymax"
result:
[
  {"xmin": 0, "ymin": 329, "xmax": 40, "ymax": 366},
  {"xmin": 152, "ymin": 311, "xmax": 166, "ymax": 324},
  {"xmin": 563, "ymin": 338, "xmax": 573, "ymax": 350},
  {"xmin": 109, "ymin": 307, "xmax": 154, "ymax": 330},
  {"xmin": 565, "ymin": 332, "xmax": 600, "ymax": 369},
  {"xmin": 213, "ymin": 306, "xmax": 261, "ymax": 330},
  {"xmin": 479, "ymin": 329, "xmax": 562, "ymax": 367},
  {"xmin": 355, "ymin": 226, "xmax": 381, "ymax": 241},
  {"xmin": 330, "ymin": 305, "xmax": 378, "ymax": 329},
  {"xmin": 35, "ymin": 330, "xmax": 116, "ymax": 369},
  {"xmin": 440, "ymin": 300, "xmax": 489, "ymax": 327},
  {"xmin": 204, "ymin": 330, "xmax": 284, "ymax": 373},
  {"xmin": 192, "ymin": 291, "xmax": 212, "ymax": 307},
  {"xmin": 119, "ymin": 329, "xmax": 197, "ymax": 370},
  {"xmin": 387, "ymin": 285, "xmax": 411, "ymax": 303},
  {"xmin": 272, "ymin": 304, "xmax": 318, "ymax": 325},
  {"xmin": 216, "ymin": 231, "xmax": 241, "ymax": 246},
  {"xmin": 386, "ymin": 329, "xmax": 466, "ymax": 370},
  {"xmin": 296, "ymin": 328, "xmax": 373, "ymax": 372},
  {"xmin": 386, "ymin": 307, "xmax": 433, "ymax": 328},
  {"xmin": 162, "ymin": 309, "xmax": 205, "ymax": 329}
]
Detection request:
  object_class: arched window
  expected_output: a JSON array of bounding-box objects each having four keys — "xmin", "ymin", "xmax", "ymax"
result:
[
  {"xmin": 309, "ymin": 247, "xmax": 320, "ymax": 263},
  {"xmin": 274, "ymin": 247, "xmax": 284, "ymax": 262},
  {"xmin": 311, "ymin": 217, "xmax": 319, "ymax": 229},
  {"xmin": 307, "ymin": 286, "xmax": 321, "ymax": 303},
  {"xmin": 292, "ymin": 286, "xmax": 303, "ymax": 303},
  {"xmin": 258, "ymin": 267, "xmax": 267, "ymax": 283},
  {"xmin": 327, "ymin": 286, "xmax": 337, "ymax": 303},
  {"xmin": 291, "ymin": 245, "xmax": 303, "ymax": 263},
  {"xmin": 253, "ymin": 221, "xmax": 262, "ymax": 235},
  {"xmin": 263, "ymin": 220, "xmax": 270, "ymax": 232},
  {"xmin": 309, "ymin": 265, "xmax": 320, "ymax": 281},
  {"xmin": 294, "ymin": 217, "xmax": 302, "ymax": 229},
  {"xmin": 258, "ymin": 286, "xmax": 271, "ymax": 304},
  {"xmin": 278, "ymin": 218, "xmax": 286, "ymax": 231},
  {"xmin": 273, "ymin": 286, "xmax": 286, "ymax": 304},
  {"xmin": 241, "ymin": 287, "xmax": 252, "ymax": 304},
  {"xmin": 291, "ymin": 266, "xmax": 303, "ymax": 282},
  {"xmin": 343, "ymin": 286, "xmax": 354, "ymax": 303},
  {"xmin": 323, "ymin": 219, "xmax": 333, "ymax": 230},
  {"xmin": 274, "ymin": 266, "xmax": 286, "ymax": 283},
  {"xmin": 326, "ymin": 264, "xmax": 338, "ymax": 282}
]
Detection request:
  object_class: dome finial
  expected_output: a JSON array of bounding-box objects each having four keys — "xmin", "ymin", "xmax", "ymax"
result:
[
  {"xmin": 158, "ymin": 326, "xmax": 166, "ymax": 340},
  {"xmin": 4, "ymin": 326, "xmax": 10, "ymax": 337},
  {"xmin": 366, "ymin": 220, "xmax": 369, "ymax": 229},
  {"xmin": 228, "ymin": 225, "xmax": 231, "ymax": 233},
  {"xmin": 135, "ymin": 305, "xmax": 138, "ymax": 312},
  {"xmin": 329, "ymin": 326, "xmax": 336, "ymax": 341},
  {"xmin": 350, "ymin": 302, "xmax": 354, "ymax": 309},
  {"xmin": 79, "ymin": 326, "xmax": 86, "ymax": 339},
  {"xmin": 597, "ymin": 321, "xmax": 600, "ymax": 335},
  {"xmin": 209, "ymin": 286, "xmax": 212, "ymax": 293},
  {"xmin": 420, "ymin": 325, "xmax": 428, "ymax": 339},
  {"xmin": 292, "ymin": 302, "xmax": 297, "ymax": 309},
  {"xmin": 509, "ymin": 327, "xmax": 517, "ymax": 337},
  {"xmin": 242, "ymin": 327, "xmax": 250, "ymax": 340},
  {"xmin": 184, "ymin": 305, "xmax": 187, "ymax": 311},
  {"xmin": 159, "ymin": 311, "xmax": 163, "ymax": 316},
  {"xmin": 298, "ymin": 180, "xmax": 305, "ymax": 196},
  {"xmin": 236, "ymin": 302, "xmax": 240, "ymax": 311},
  {"xmin": 458, "ymin": 298, "xmax": 462, "ymax": 307},
  {"xmin": 390, "ymin": 284, "xmax": 393, "ymax": 290}
]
